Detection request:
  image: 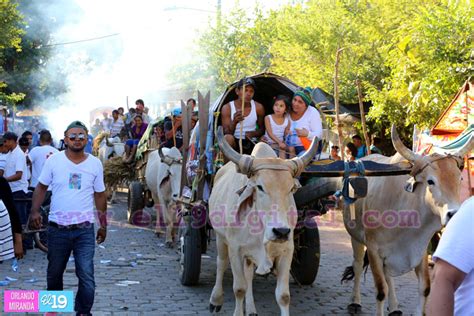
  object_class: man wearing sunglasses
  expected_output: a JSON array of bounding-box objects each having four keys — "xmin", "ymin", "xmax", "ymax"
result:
[{"xmin": 29, "ymin": 121, "xmax": 107, "ymax": 316}]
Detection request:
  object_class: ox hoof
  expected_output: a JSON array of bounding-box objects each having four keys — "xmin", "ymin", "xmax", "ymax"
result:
[
  {"xmin": 388, "ymin": 311, "xmax": 402, "ymax": 316},
  {"xmin": 347, "ymin": 303, "xmax": 362, "ymax": 314},
  {"xmin": 165, "ymin": 241, "xmax": 174, "ymax": 248},
  {"xmin": 209, "ymin": 303, "xmax": 222, "ymax": 313}
]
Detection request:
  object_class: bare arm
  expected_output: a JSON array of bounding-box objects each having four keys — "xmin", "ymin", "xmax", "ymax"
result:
[
  {"xmin": 426, "ymin": 258, "xmax": 466, "ymax": 316},
  {"xmin": 221, "ymin": 103, "xmax": 236, "ymax": 135},
  {"xmin": 94, "ymin": 191, "xmax": 107, "ymax": 227},
  {"xmin": 5, "ymin": 171, "xmax": 22, "ymax": 182},
  {"xmin": 29, "ymin": 183, "xmax": 48, "ymax": 229},
  {"xmin": 94, "ymin": 191, "xmax": 108, "ymax": 244}
]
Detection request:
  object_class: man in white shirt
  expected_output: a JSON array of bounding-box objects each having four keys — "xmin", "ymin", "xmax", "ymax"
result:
[
  {"xmin": 2, "ymin": 132, "xmax": 31, "ymax": 249},
  {"xmin": 30, "ymin": 121, "xmax": 107, "ymax": 316},
  {"xmin": 28, "ymin": 130, "xmax": 58, "ymax": 188},
  {"xmin": 427, "ymin": 197, "xmax": 474, "ymax": 315},
  {"xmin": 109, "ymin": 110, "xmax": 124, "ymax": 138}
]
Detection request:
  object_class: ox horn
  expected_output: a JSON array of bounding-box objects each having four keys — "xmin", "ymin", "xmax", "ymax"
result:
[
  {"xmin": 391, "ymin": 124, "xmax": 417, "ymax": 163},
  {"xmin": 216, "ymin": 126, "xmax": 243, "ymax": 165},
  {"xmin": 290, "ymin": 136, "xmax": 319, "ymax": 167},
  {"xmin": 158, "ymin": 146, "xmax": 166, "ymax": 161}
]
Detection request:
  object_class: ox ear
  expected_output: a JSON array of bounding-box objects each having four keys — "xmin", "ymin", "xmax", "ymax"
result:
[
  {"xmin": 291, "ymin": 179, "xmax": 302, "ymax": 193},
  {"xmin": 236, "ymin": 180, "xmax": 256, "ymax": 214}
]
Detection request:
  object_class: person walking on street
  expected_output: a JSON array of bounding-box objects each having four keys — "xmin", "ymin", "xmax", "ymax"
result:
[
  {"xmin": 2, "ymin": 132, "xmax": 31, "ymax": 249},
  {"xmin": 29, "ymin": 121, "xmax": 107, "ymax": 316}
]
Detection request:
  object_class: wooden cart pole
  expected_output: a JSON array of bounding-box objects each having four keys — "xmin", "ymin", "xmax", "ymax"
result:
[
  {"xmin": 239, "ymin": 81, "xmax": 245, "ymax": 154},
  {"xmin": 197, "ymin": 91, "xmax": 210, "ymax": 200},
  {"xmin": 356, "ymin": 79, "xmax": 371, "ymax": 154},
  {"xmin": 180, "ymin": 99, "xmax": 191, "ymax": 195},
  {"xmin": 334, "ymin": 48, "xmax": 345, "ymax": 160}
]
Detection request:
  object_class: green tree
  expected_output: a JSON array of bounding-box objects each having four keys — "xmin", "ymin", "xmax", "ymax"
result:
[{"xmin": 0, "ymin": 0, "xmax": 25, "ymax": 104}]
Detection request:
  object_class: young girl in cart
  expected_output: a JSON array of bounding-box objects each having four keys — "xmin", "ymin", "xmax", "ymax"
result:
[{"xmin": 263, "ymin": 95, "xmax": 294, "ymax": 158}]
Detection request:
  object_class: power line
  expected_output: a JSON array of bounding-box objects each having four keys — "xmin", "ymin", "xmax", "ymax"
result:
[{"xmin": 43, "ymin": 33, "xmax": 121, "ymax": 47}]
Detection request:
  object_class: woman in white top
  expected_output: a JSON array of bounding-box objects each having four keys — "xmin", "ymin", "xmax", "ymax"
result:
[
  {"xmin": 287, "ymin": 89, "xmax": 323, "ymax": 156},
  {"xmin": 264, "ymin": 95, "xmax": 291, "ymax": 158}
]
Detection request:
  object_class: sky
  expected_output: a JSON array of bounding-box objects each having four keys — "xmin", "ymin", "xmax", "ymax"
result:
[{"xmin": 38, "ymin": 0, "xmax": 293, "ymax": 136}]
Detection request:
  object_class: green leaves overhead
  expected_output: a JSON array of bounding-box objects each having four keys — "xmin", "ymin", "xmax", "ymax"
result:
[{"xmin": 174, "ymin": 0, "xmax": 473, "ymax": 134}]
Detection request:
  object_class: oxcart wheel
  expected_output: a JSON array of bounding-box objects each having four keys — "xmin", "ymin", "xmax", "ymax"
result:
[
  {"xmin": 291, "ymin": 224, "xmax": 320, "ymax": 285},
  {"xmin": 179, "ymin": 214, "xmax": 202, "ymax": 286},
  {"xmin": 128, "ymin": 181, "xmax": 144, "ymax": 224}
]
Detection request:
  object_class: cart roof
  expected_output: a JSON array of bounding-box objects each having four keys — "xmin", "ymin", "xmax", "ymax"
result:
[{"xmin": 210, "ymin": 73, "xmax": 301, "ymax": 113}]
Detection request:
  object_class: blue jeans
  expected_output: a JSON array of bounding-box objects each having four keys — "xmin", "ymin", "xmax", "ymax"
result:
[{"xmin": 47, "ymin": 224, "xmax": 95, "ymax": 315}]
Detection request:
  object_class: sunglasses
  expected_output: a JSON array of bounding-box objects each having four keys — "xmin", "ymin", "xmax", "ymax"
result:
[{"xmin": 67, "ymin": 133, "xmax": 86, "ymax": 141}]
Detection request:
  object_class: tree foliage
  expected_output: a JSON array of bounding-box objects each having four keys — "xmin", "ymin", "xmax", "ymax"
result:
[
  {"xmin": 0, "ymin": 0, "xmax": 25, "ymax": 104},
  {"xmin": 169, "ymin": 0, "xmax": 474, "ymax": 137}
]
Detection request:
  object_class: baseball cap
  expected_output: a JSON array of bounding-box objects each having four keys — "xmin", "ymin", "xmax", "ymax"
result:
[
  {"xmin": 172, "ymin": 108, "xmax": 182, "ymax": 116},
  {"xmin": 237, "ymin": 77, "xmax": 256, "ymax": 89},
  {"xmin": 65, "ymin": 121, "xmax": 88, "ymax": 134}
]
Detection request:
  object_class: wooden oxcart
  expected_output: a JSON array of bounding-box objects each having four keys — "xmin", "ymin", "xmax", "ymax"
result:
[{"xmin": 176, "ymin": 72, "xmax": 412, "ymax": 286}]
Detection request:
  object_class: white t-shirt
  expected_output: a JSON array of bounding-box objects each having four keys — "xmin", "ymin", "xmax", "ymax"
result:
[
  {"xmin": 28, "ymin": 145, "xmax": 59, "ymax": 188},
  {"xmin": 4, "ymin": 146, "xmax": 29, "ymax": 193},
  {"xmin": 433, "ymin": 197, "xmax": 474, "ymax": 315},
  {"xmin": 289, "ymin": 106, "xmax": 323, "ymax": 147},
  {"xmin": 0, "ymin": 153, "xmax": 6, "ymax": 171},
  {"xmin": 38, "ymin": 151, "xmax": 105, "ymax": 225}
]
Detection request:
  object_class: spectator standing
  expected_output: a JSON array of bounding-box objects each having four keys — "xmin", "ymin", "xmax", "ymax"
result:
[
  {"xmin": 21, "ymin": 131, "xmax": 33, "ymax": 150},
  {"xmin": 28, "ymin": 130, "xmax": 59, "ymax": 188},
  {"xmin": 0, "ymin": 176, "xmax": 23, "ymax": 260},
  {"xmin": 29, "ymin": 121, "xmax": 107, "ymax": 316},
  {"xmin": 2, "ymin": 132, "xmax": 30, "ymax": 249}
]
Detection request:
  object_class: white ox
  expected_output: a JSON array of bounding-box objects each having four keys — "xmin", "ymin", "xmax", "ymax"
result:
[
  {"xmin": 145, "ymin": 147, "xmax": 182, "ymax": 247},
  {"xmin": 209, "ymin": 127, "xmax": 318, "ymax": 316},
  {"xmin": 342, "ymin": 125, "xmax": 472, "ymax": 316}
]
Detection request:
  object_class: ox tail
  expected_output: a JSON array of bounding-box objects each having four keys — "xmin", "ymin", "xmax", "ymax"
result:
[{"xmin": 341, "ymin": 251, "xmax": 369, "ymax": 283}]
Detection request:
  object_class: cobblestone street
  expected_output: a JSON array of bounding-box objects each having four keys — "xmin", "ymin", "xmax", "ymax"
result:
[{"xmin": 0, "ymin": 192, "xmax": 422, "ymax": 315}]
